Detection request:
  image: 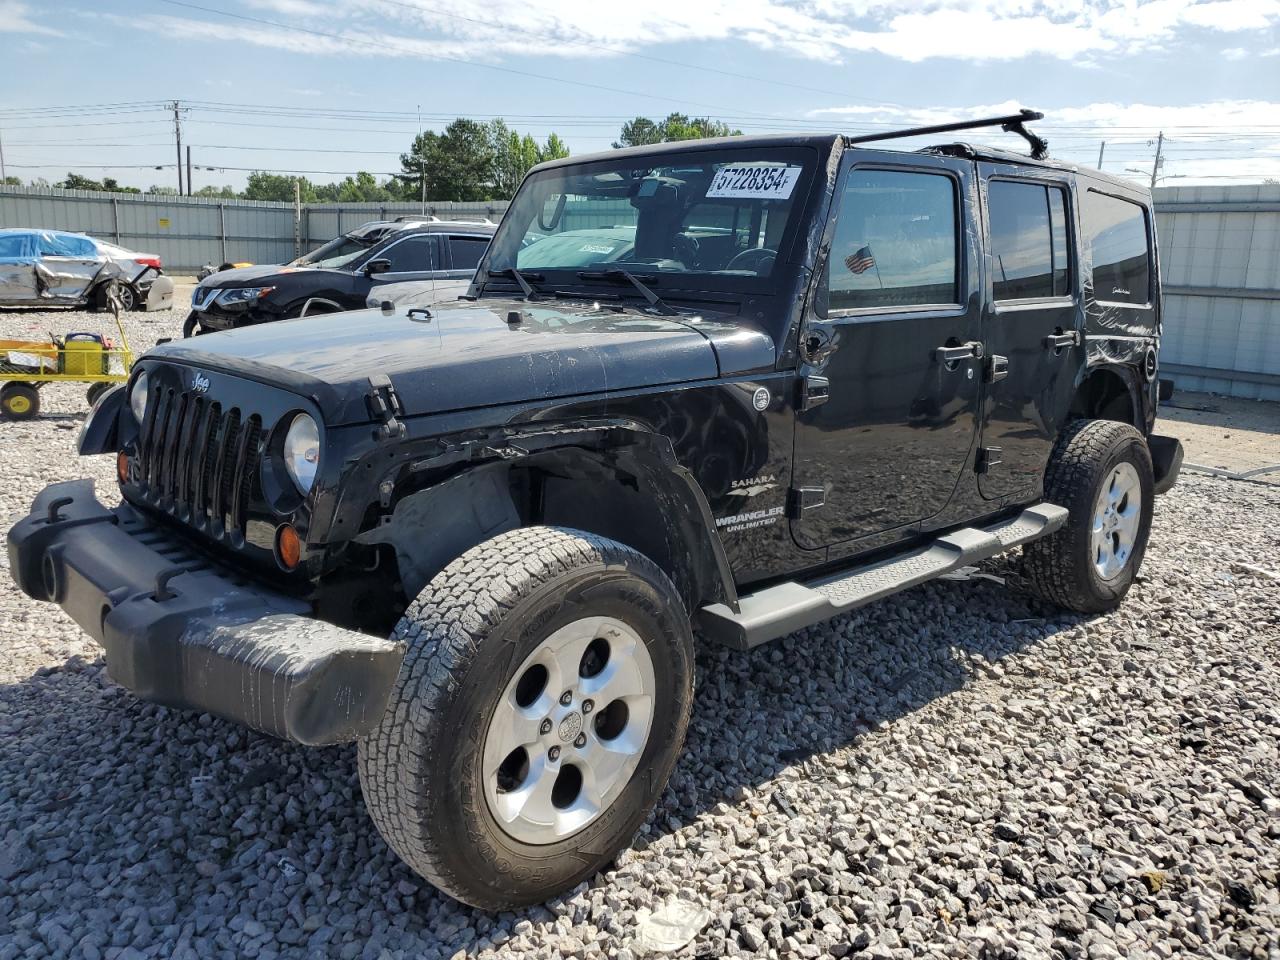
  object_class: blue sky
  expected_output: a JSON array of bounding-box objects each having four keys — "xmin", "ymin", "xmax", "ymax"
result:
[{"xmin": 2, "ymin": 0, "xmax": 1278, "ymax": 191}]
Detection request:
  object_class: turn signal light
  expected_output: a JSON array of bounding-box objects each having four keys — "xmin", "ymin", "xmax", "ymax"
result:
[
  {"xmin": 276, "ymin": 523, "xmax": 301, "ymax": 571},
  {"xmin": 116, "ymin": 451, "xmax": 129, "ymax": 485}
]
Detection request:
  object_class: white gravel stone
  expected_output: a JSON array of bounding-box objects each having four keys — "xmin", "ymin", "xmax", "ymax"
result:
[{"xmin": 0, "ymin": 305, "xmax": 1278, "ymax": 958}]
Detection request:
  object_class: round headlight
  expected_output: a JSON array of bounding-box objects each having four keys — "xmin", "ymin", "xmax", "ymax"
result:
[
  {"xmin": 283, "ymin": 413, "xmax": 320, "ymax": 495},
  {"xmin": 129, "ymin": 371, "xmax": 149, "ymax": 423}
]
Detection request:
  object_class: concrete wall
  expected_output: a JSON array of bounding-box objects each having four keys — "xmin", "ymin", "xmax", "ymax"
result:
[{"xmin": 1154, "ymin": 184, "xmax": 1280, "ymax": 402}]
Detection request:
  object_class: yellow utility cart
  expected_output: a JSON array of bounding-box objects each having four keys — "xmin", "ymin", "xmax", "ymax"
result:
[{"xmin": 0, "ymin": 310, "xmax": 133, "ymax": 420}]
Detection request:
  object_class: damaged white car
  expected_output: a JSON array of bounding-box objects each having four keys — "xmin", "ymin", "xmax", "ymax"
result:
[{"xmin": 0, "ymin": 229, "xmax": 174, "ymax": 312}]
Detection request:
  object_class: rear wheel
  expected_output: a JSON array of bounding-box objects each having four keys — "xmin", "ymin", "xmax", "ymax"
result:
[
  {"xmin": 86, "ymin": 382, "xmax": 112, "ymax": 407},
  {"xmin": 1, "ymin": 383, "xmax": 40, "ymax": 420},
  {"xmin": 357, "ymin": 526, "xmax": 694, "ymax": 910},
  {"xmin": 1021, "ymin": 419, "xmax": 1154, "ymax": 613}
]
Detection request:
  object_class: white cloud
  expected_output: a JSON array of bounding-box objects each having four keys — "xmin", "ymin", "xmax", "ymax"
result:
[
  {"xmin": 1222, "ymin": 46, "xmax": 1250, "ymax": 57},
  {"xmin": 116, "ymin": 0, "xmax": 1280, "ymax": 64},
  {"xmin": 806, "ymin": 99, "xmax": 1280, "ymax": 184},
  {"xmin": 0, "ymin": 0, "xmax": 63, "ymax": 35}
]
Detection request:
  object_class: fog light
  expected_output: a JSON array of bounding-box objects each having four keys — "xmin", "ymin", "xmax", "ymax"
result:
[
  {"xmin": 276, "ymin": 523, "xmax": 301, "ymax": 571},
  {"xmin": 117, "ymin": 451, "xmax": 129, "ymax": 485}
]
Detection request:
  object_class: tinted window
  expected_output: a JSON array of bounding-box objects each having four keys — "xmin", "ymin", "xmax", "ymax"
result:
[
  {"xmin": 826, "ymin": 169, "xmax": 959, "ymax": 311},
  {"xmin": 38, "ymin": 232, "xmax": 97, "ymax": 259},
  {"xmin": 1086, "ymin": 191, "xmax": 1150, "ymax": 304},
  {"xmin": 988, "ymin": 182, "xmax": 1072, "ymax": 301},
  {"xmin": 381, "ymin": 235, "xmax": 437, "ymax": 273},
  {"xmin": 448, "ymin": 235, "xmax": 489, "ymax": 271}
]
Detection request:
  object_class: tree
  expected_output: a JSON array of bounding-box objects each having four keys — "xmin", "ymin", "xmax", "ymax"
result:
[
  {"xmin": 613, "ymin": 113, "xmax": 742, "ymax": 148},
  {"xmin": 489, "ymin": 120, "xmax": 542, "ymax": 198},
  {"xmin": 243, "ymin": 171, "xmax": 317, "ymax": 202},
  {"xmin": 57, "ymin": 173, "xmax": 106, "ymax": 191},
  {"xmin": 398, "ymin": 118, "xmax": 496, "ymax": 202},
  {"xmin": 2, "ymin": 176, "xmax": 22, "ymax": 187},
  {"xmin": 101, "ymin": 177, "xmax": 141, "ymax": 194},
  {"xmin": 193, "ymin": 184, "xmax": 239, "ymax": 199},
  {"xmin": 541, "ymin": 133, "xmax": 570, "ymax": 162},
  {"xmin": 147, "ymin": 185, "xmax": 178, "ymax": 196}
]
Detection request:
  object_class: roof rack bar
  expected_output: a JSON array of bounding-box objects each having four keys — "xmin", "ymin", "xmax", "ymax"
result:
[{"xmin": 846, "ymin": 109, "xmax": 1049, "ymax": 160}]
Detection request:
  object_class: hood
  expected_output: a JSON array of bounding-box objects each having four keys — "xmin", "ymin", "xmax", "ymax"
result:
[
  {"xmin": 198, "ymin": 264, "xmax": 337, "ymax": 287},
  {"xmin": 148, "ymin": 298, "xmax": 771, "ymax": 425}
]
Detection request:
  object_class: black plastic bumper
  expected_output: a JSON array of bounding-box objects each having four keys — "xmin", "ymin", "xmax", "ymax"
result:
[
  {"xmin": 1149, "ymin": 433, "xmax": 1184, "ymax": 496},
  {"xmin": 7, "ymin": 480, "xmax": 403, "ymax": 745}
]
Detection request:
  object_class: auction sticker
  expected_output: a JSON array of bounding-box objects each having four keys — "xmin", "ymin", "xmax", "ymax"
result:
[{"xmin": 707, "ymin": 164, "xmax": 802, "ymax": 200}]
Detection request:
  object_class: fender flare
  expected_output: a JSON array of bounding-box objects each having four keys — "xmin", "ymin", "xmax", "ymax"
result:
[{"xmin": 338, "ymin": 419, "xmax": 739, "ymax": 613}]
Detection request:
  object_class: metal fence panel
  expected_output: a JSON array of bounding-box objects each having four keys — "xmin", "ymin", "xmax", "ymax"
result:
[{"xmin": 1154, "ymin": 184, "xmax": 1280, "ymax": 401}]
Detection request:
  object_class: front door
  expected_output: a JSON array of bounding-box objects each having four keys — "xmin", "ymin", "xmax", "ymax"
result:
[
  {"xmin": 791, "ymin": 155, "xmax": 982, "ymax": 551},
  {"xmin": 976, "ymin": 167, "xmax": 1083, "ymax": 501},
  {"xmin": 36, "ymin": 232, "xmax": 103, "ymax": 301}
]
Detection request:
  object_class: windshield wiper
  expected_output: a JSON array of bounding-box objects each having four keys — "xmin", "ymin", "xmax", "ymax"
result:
[
  {"xmin": 577, "ymin": 268, "xmax": 677, "ymax": 316},
  {"xmin": 488, "ymin": 267, "xmax": 545, "ymax": 301}
]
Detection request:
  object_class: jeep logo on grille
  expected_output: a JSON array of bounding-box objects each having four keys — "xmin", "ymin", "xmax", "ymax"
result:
[{"xmin": 191, "ymin": 372, "xmax": 210, "ymax": 394}]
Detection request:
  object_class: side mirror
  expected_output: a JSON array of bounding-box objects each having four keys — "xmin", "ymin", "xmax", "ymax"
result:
[{"xmin": 365, "ymin": 258, "xmax": 392, "ymax": 276}]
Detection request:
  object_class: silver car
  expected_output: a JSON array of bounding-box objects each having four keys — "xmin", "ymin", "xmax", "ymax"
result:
[{"xmin": 0, "ymin": 229, "xmax": 174, "ymax": 312}]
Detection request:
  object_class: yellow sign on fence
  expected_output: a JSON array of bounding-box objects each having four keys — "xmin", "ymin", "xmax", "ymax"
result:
[{"xmin": 158, "ymin": 217, "xmax": 171, "ymax": 228}]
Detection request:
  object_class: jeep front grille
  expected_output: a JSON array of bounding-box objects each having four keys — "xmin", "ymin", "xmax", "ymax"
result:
[{"xmin": 136, "ymin": 387, "xmax": 263, "ymax": 539}]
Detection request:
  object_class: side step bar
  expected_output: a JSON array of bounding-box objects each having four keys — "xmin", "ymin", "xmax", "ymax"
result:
[{"xmin": 699, "ymin": 504, "xmax": 1068, "ymax": 650}]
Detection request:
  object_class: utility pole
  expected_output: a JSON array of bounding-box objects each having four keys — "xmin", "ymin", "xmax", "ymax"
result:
[
  {"xmin": 172, "ymin": 100, "xmax": 184, "ymax": 196},
  {"xmin": 0, "ymin": 127, "xmax": 7, "ymax": 182},
  {"xmin": 418, "ymin": 104, "xmax": 426, "ymax": 216},
  {"xmin": 1097, "ymin": 141, "xmax": 1106, "ymax": 169},
  {"xmin": 293, "ymin": 177, "xmax": 302, "ymax": 259},
  {"xmin": 1150, "ymin": 131, "xmax": 1164, "ymax": 191},
  {"xmin": 186, "ymin": 146, "xmax": 193, "ymax": 196}
]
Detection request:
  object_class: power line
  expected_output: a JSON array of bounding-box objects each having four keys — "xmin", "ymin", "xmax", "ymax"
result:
[
  {"xmin": 155, "ymin": 0, "xmax": 790, "ymax": 121},
  {"xmin": 372, "ymin": 0, "xmax": 903, "ymax": 107}
]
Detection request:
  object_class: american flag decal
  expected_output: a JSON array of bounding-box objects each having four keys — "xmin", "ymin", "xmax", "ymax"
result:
[{"xmin": 844, "ymin": 245, "xmax": 875, "ymax": 274}]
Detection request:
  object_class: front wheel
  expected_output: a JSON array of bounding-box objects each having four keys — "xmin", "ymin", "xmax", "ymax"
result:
[
  {"xmin": 358, "ymin": 526, "xmax": 694, "ymax": 910},
  {"xmin": 1021, "ymin": 419, "xmax": 1154, "ymax": 613},
  {"xmin": 1, "ymin": 383, "xmax": 40, "ymax": 420}
]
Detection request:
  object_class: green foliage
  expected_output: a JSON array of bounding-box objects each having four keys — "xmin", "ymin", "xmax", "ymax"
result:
[
  {"xmin": 613, "ymin": 113, "xmax": 743, "ymax": 149},
  {"xmin": 192, "ymin": 184, "xmax": 240, "ymax": 199},
  {"xmin": 55, "ymin": 173, "xmax": 140, "ymax": 193},
  {"xmin": 398, "ymin": 117, "xmax": 573, "ymax": 201},
  {"xmin": 243, "ymin": 171, "xmax": 319, "ymax": 203},
  {"xmin": 1, "ymin": 176, "xmax": 19, "ymax": 186}
]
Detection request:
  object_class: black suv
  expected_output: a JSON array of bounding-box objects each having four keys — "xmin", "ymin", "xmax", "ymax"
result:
[
  {"xmin": 182, "ymin": 217, "xmax": 495, "ymax": 335},
  {"xmin": 10, "ymin": 112, "xmax": 1184, "ymax": 911}
]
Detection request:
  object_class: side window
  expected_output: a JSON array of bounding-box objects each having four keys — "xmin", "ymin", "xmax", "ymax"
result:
[
  {"xmin": 988, "ymin": 181, "xmax": 1071, "ymax": 301},
  {"xmin": 381, "ymin": 235, "xmax": 437, "ymax": 273},
  {"xmin": 1085, "ymin": 191, "xmax": 1150, "ymax": 305},
  {"xmin": 447, "ymin": 235, "xmax": 489, "ymax": 272},
  {"xmin": 826, "ymin": 169, "xmax": 959, "ymax": 311},
  {"xmin": 0, "ymin": 234, "xmax": 31, "ymax": 259},
  {"xmin": 37, "ymin": 232, "xmax": 97, "ymax": 259}
]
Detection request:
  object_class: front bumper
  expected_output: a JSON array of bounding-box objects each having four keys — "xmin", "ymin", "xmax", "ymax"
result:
[
  {"xmin": 7, "ymin": 480, "xmax": 403, "ymax": 745},
  {"xmin": 142, "ymin": 276, "xmax": 174, "ymax": 312}
]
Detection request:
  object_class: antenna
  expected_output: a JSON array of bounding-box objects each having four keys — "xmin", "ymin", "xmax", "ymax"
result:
[{"xmin": 846, "ymin": 109, "xmax": 1050, "ymax": 160}]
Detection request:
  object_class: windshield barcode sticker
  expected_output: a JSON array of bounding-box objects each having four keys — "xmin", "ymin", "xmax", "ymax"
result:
[{"xmin": 707, "ymin": 165, "xmax": 802, "ymax": 200}]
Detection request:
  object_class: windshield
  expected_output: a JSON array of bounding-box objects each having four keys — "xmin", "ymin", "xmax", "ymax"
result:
[
  {"xmin": 486, "ymin": 146, "xmax": 816, "ymax": 290},
  {"xmin": 290, "ymin": 232, "xmax": 376, "ymax": 269}
]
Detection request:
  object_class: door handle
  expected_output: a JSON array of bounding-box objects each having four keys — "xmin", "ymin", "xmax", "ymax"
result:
[
  {"xmin": 934, "ymin": 341, "xmax": 984, "ymax": 365},
  {"xmin": 1043, "ymin": 330, "xmax": 1081, "ymax": 351}
]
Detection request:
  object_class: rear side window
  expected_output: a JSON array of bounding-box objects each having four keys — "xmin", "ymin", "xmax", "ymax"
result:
[
  {"xmin": 448, "ymin": 235, "xmax": 489, "ymax": 271},
  {"xmin": 37, "ymin": 232, "xmax": 97, "ymax": 259},
  {"xmin": 1085, "ymin": 191, "xmax": 1150, "ymax": 304},
  {"xmin": 826, "ymin": 169, "xmax": 959, "ymax": 311},
  {"xmin": 988, "ymin": 181, "xmax": 1071, "ymax": 301},
  {"xmin": 381, "ymin": 235, "xmax": 437, "ymax": 273}
]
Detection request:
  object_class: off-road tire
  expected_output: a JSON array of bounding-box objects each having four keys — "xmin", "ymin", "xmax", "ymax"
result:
[
  {"xmin": 1, "ymin": 383, "xmax": 40, "ymax": 420},
  {"xmin": 1021, "ymin": 419, "xmax": 1154, "ymax": 613},
  {"xmin": 357, "ymin": 526, "xmax": 695, "ymax": 910}
]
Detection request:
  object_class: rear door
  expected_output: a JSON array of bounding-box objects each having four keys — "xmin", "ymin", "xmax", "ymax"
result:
[
  {"xmin": 35, "ymin": 231, "xmax": 103, "ymax": 301},
  {"xmin": 0, "ymin": 232, "xmax": 38, "ymax": 303},
  {"xmin": 364, "ymin": 233, "xmax": 440, "ymax": 301},
  {"xmin": 977, "ymin": 167, "xmax": 1083, "ymax": 501},
  {"xmin": 442, "ymin": 233, "xmax": 491, "ymax": 279},
  {"xmin": 790, "ymin": 154, "xmax": 983, "ymax": 550}
]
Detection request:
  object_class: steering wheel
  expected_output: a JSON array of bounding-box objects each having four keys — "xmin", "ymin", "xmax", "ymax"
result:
[
  {"xmin": 672, "ymin": 233, "xmax": 700, "ymax": 268},
  {"xmin": 725, "ymin": 247, "xmax": 777, "ymax": 274}
]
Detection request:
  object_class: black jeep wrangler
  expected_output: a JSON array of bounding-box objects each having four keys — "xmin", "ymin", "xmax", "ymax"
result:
[{"xmin": 9, "ymin": 112, "xmax": 1183, "ymax": 910}]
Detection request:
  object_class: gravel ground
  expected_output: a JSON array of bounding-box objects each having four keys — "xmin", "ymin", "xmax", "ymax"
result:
[{"xmin": 1, "ymin": 306, "xmax": 1278, "ymax": 960}]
